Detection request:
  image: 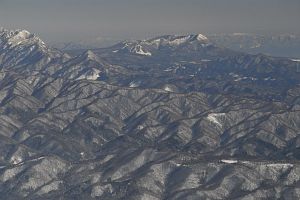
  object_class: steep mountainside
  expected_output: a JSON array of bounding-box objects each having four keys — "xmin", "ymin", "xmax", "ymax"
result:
[{"xmin": 1, "ymin": 29, "xmax": 300, "ymax": 199}]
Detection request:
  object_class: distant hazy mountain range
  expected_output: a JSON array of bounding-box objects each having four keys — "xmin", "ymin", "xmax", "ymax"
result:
[
  {"xmin": 1, "ymin": 28, "xmax": 300, "ymax": 199},
  {"xmin": 54, "ymin": 33, "xmax": 300, "ymax": 59},
  {"xmin": 209, "ymin": 33, "xmax": 300, "ymax": 58}
]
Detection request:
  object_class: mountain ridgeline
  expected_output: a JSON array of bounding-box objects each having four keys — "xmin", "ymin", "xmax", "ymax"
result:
[
  {"xmin": 1, "ymin": 28, "xmax": 300, "ymax": 199},
  {"xmin": 209, "ymin": 33, "xmax": 300, "ymax": 58}
]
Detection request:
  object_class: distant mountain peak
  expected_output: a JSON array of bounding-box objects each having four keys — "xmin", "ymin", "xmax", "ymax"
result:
[
  {"xmin": 85, "ymin": 50, "xmax": 98, "ymax": 60},
  {"xmin": 0, "ymin": 28, "xmax": 67, "ymax": 72},
  {"xmin": 0, "ymin": 28, "xmax": 46, "ymax": 48},
  {"xmin": 148, "ymin": 33, "xmax": 209, "ymax": 45},
  {"xmin": 1, "ymin": 28, "xmax": 30, "ymax": 40},
  {"xmin": 69, "ymin": 50, "xmax": 103, "ymax": 65},
  {"xmin": 111, "ymin": 33, "xmax": 211, "ymax": 56},
  {"xmin": 82, "ymin": 50, "xmax": 105, "ymax": 63}
]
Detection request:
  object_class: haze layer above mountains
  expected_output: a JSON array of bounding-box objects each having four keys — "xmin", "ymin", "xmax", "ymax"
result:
[{"xmin": 1, "ymin": 0, "xmax": 300, "ymax": 43}]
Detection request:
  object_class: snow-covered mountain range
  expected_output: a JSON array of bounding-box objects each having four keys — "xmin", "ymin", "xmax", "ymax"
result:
[{"xmin": 1, "ymin": 28, "xmax": 300, "ymax": 199}]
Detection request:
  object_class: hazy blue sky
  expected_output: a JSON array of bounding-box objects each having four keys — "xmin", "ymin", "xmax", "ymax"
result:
[{"xmin": 0, "ymin": 0, "xmax": 299, "ymax": 43}]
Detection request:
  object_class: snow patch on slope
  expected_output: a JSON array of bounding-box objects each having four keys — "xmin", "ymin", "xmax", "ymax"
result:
[
  {"xmin": 132, "ymin": 45, "xmax": 152, "ymax": 56},
  {"xmin": 266, "ymin": 163, "xmax": 294, "ymax": 167},
  {"xmin": 11, "ymin": 156, "xmax": 23, "ymax": 165},
  {"xmin": 77, "ymin": 68, "xmax": 101, "ymax": 81},
  {"xmin": 129, "ymin": 81, "xmax": 141, "ymax": 88},
  {"xmin": 169, "ymin": 36, "xmax": 191, "ymax": 45},
  {"xmin": 197, "ymin": 34, "xmax": 209, "ymax": 41},
  {"xmin": 221, "ymin": 159, "xmax": 238, "ymax": 164},
  {"xmin": 85, "ymin": 50, "xmax": 98, "ymax": 60},
  {"xmin": 164, "ymin": 86, "xmax": 174, "ymax": 92},
  {"xmin": 207, "ymin": 113, "xmax": 226, "ymax": 127}
]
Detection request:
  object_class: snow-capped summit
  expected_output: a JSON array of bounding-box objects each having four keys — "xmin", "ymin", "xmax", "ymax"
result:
[
  {"xmin": 147, "ymin": 34, "xmax": 209, "ymax": 46},
  {"xmin": 85, "ymin": 50, "xmax": 99, "ymax": 60},
  {"xmin": 0, "ymin": 28, "xmax": 46, "ymax": 48},
  {"xmin": 110, "ymin": 33, "xmax": 211, "ymax": 57},
  {"xmin": 0, "ymin": 28, "xmax": 67, "ymax": 73}
]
